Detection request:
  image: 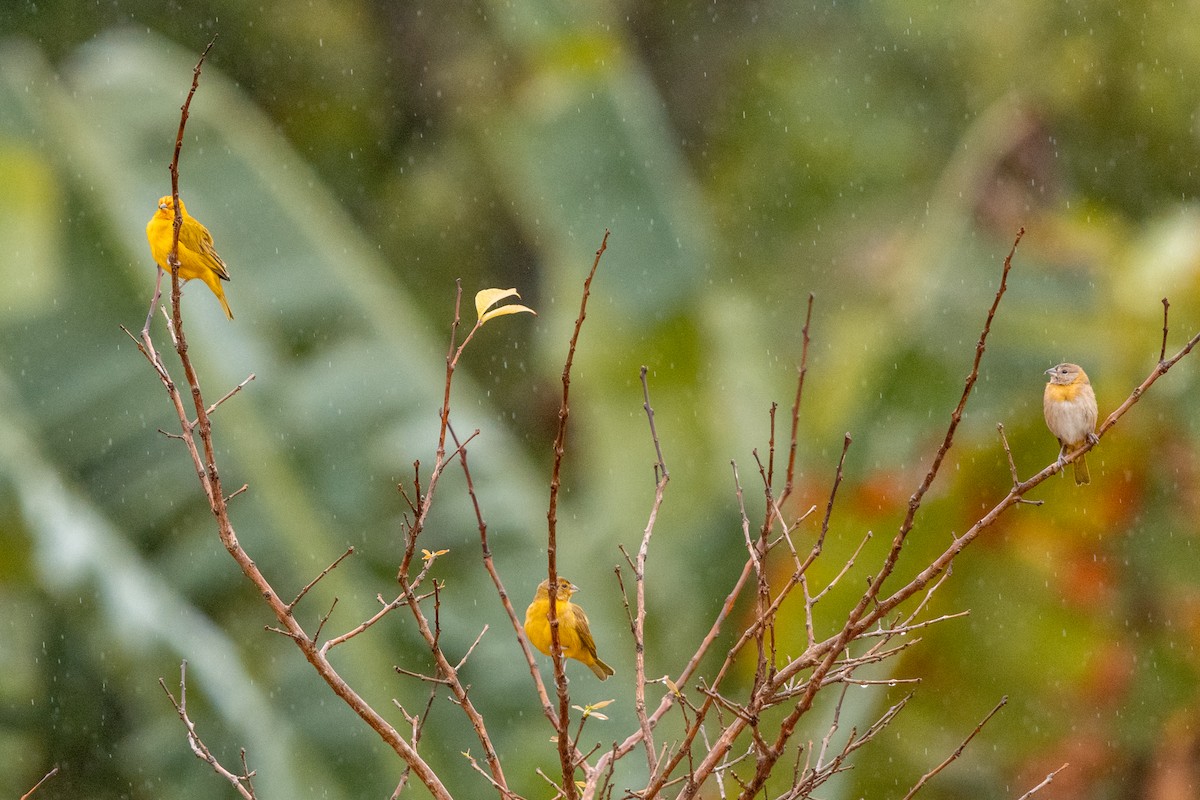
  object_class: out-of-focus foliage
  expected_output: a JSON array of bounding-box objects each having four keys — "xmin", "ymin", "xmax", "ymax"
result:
[{"xmin": 2, "ymin": 1, "xmax": 1199, "ymax": 798}]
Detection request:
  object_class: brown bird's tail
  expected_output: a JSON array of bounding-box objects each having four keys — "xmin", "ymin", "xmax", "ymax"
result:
[
  {"xmin": 589, "ymin": 658, "xmax": 615, "ymax": 681},
  {"xmin": 1074, "ymin": 453, "xmax": 1090, "ymax": 485}
]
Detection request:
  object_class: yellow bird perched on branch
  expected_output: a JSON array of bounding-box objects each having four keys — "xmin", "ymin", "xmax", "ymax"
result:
[
  {"xmin": 146, "ymin": 195, "xmax": 234, "ymax": 319},
  {"xmin": 524, "ymin": 577, "xmax": 614, "ymax": 680}
]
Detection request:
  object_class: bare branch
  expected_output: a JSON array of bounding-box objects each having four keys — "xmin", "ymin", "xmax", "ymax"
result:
[
  {"xmin": 159, "ymin": 661, "xmax": 257, "ymax": 799},
  {"xmin": 312, "ymin": 597, "xmax": 338, "ymax": 642},
  {"xmin": 546, "ymin": 230, "xmax": 610, "ymax": 799},
  {"xmin": 627, "ymin": 366, "xmax": 672, "ymax": 779},
  {"xmin": 20, "ymin": 766, "xmax": 59, "ymax": 800},
  {"xmin": 455, "ymin": 625, "xmax": 490, "ymax": 672},
  {"xmin": 641, "ymin": 365, "xmax": 670, "ymax": 479},
  {"xmin": 320, "ymin": 593, "xmax": 408, "ymax": 655},
  {"xmin": 202, "ymin": 373, "xmax": 256, "ymax": 418},
  {"xmin": 463, "ymin": 750, "xmax": 526, "ymax": 800},
  {"xmin": 782, "ymin": 293, "xmax": 815, "ymax": 504},
  {"xmin": 449, "ymin": 421, "xmax": 556, "ymax": 722},
  {"xmin": 901, "ymin": 695, "xmax": 1007, "ymax": 799},
  {"xmin": 1015, "ymin": 763, "xmax": 1070, "ymax": 800},
  {"xmin": 1160, "ymin": 297, "xmax": 1170, "ymax": 363},
  {"xmin": 288, "ymin": 547, "xmax": 355, "ymax": 613},
  {"xmin": 394, "ymin": 665, "xmax": 452, "ymax": 685},
  {"xmin": 131, "ymin": 43, "xmax": 454, "ymax": 799}
]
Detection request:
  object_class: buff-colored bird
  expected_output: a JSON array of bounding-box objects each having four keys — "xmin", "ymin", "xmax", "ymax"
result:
[
  {"xmin": 524, "ymin": 577, "xmax": 614, "ymax": 680},
  {"xmin": 1043, "ymin": 362, "xmax": 1098, "ymax": 485},
  {"xmin": 146, "ymin": 195, "xmax": 234, "ymax": 319}
]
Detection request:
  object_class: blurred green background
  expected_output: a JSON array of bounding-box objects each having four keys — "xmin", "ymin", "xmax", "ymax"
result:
[{"xmin": 2, "ymin": 1, "xmax": 1200, "ymax": 798}]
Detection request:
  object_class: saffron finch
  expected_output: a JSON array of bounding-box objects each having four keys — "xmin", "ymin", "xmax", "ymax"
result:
[
  {"xmin": 524, "ymin": 577, "xmax": 614, "ymax": 680},
  {"xmin": 146, "ymin": 195, "xmax": 234, "ymax": 319},
  {"xmin": 1043, "ymin": 362, "xmax": 1098, "ymax": 485}
]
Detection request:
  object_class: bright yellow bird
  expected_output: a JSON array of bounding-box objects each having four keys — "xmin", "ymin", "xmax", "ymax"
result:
[
  {"xmin": 146, "ymin": 195, "xmax": 234, "ymax": 320},
  {"xmin": 524, "ymin": 577, "xmax": 614, "ymax": 680}
]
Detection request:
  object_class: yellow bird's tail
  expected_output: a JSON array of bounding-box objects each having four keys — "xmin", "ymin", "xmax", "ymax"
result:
[
  {"xmin": 588, "ymin": 657, "xmax": 615, "ymax": 681},
  {"xmin": 198, "ymin": 267, "xmax": 234, "ymax": 320}
]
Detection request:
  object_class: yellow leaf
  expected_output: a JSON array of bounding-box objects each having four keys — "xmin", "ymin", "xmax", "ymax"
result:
[
  {"xmin": 475, "ymin": 287, "xmax": 536, "ymax": 324},
  {"xmin": 665, "ymin": 678, "xmax": 681, "ymax": 697},
  {"xmin": 421, "ymin": 548, "xmax": 449, "ymax": 562},
  {"xmin": 573, "ymin": 700, "xmax": 614, "ymax": 720}
]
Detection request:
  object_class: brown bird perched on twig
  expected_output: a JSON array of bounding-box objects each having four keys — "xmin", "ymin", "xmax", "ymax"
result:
[{"xmin": 1043, "ymin": 363, "xmax": 1099, "ymax": 485}]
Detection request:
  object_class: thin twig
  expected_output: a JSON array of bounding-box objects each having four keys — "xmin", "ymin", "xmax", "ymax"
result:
[
  {"xmin": 289, "ymin": 547, "xmax": 355, "ymax": 612},
  {"xmin": 901, "ymin": 695, "xmax": 1007, "ymax": 799},
  {"xmin": 1015, "ymin": 763, "xmax": 1070, "ymax": 800},
  {"xmin": 641, "ymin": 365, "xmax": 670, "ymax": 480},
  {"xmin": 1160, "ymin": 297, "xmax": 1170, "ymax": 363},
  {"xmin": 394, "ymin": 666, "xmax": 452, "ymax": 685},
  {"xmin": 19, "ymin": 766, "xmax": 59, "ymax": 800},
  {"xmin": 202, "ymin": 373, "xmax": 256, "ymax": 418},
  {"xmin": 782, "ymin": 293, "xmax": 815, "ymax": 504},
  {"xmin": 160, "ymin": 661, "xmax": 257, "ymax": 799},
  {"xmin": 629, "ymin": 365, "xmax": 670, "ymax": 779},
  {"xmin": 320, "ymin": 594, "xmax": 408, "ymax": 654},
  {"xmin": 448, "ymin": 422, "xmax": 557, "ymax": 723},
  {"xmin": 814, "ymin": 684, "xmax": 848, "ymax": 770},
  {"xmin": 312, "ymin": 597, "xmax": 338, "ymax": 642},
  {"xmin": 546, "ymin": 230, "xmax": 609, "ymax": 800},
  {"xmin": 462, "ymin": 750, "xmax": 525, "ymax": 800},
  {"xmin": 455, "ymin": 625, "xmax": 490, "ymax": 671}
]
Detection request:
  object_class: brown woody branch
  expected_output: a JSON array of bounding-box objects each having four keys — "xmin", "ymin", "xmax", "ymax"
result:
[
  {"xmin": 136, "ymin": 43, "xmax": 455, "ymax": 800},
  {"xmin": 544, "ymin": 230, "xmax": 609, "ymax": 799}
]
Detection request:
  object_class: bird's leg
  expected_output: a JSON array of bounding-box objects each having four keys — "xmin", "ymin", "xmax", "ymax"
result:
[{"xmin": 1086, "ymin": 432, "xmax": 1099, "ymax": 446}]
